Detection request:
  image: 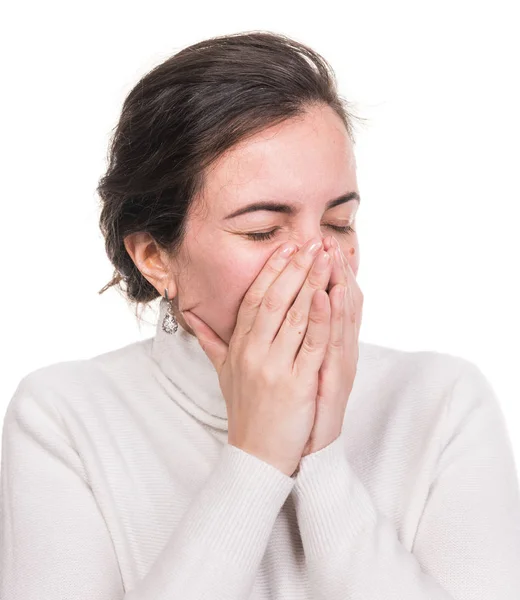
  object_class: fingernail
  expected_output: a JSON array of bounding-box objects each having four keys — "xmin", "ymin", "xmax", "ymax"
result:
[
  {"xmin": 305, "ymin": 237, "xmax": 323, "ymax": 255},
  {"xmin": 279, "ymin": 243, "xmax": 297, "ymax": 258},
  {"xmin": 315, "ymin": 250, "xmax": 331, "ymax": 271}
]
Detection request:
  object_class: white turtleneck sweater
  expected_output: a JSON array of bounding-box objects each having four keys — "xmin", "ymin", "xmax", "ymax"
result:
[{"xmin": 2, "ymin": 297, "xmax": 520, "ymax": 600}]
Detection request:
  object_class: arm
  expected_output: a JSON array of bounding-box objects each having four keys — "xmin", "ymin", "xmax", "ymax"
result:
[
  {"xmin": 292, "ymin": 359, "xmax": 520, "ymax": 599},
  {"xmin": 0, "ymin": 375, "xmax": 295, "ymax": 600}
]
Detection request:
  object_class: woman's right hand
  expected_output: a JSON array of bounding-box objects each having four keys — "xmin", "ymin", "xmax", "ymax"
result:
[{"xmin": 182, "ymin": 237, "xmax": 334, "ymax": 477}]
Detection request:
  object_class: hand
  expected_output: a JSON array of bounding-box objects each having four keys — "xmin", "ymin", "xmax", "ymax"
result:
[
  {"xmin": 181, "ymin": 238, "xmax": 334, "ymax": 477},
  {"xmin": 300, "ymin": 236, "xmax": 363, "ymax": 458}
]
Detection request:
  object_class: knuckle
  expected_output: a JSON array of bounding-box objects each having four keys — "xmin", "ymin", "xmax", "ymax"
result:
[
  {"xmin": 259, "ymin": 364, "xmax": 278, "ymax": 386},
  {"xmin": 291, "ymin": 255, "xmax": 309, "ymax": 273},
  {"xmin": 329, "ymin": 335, "xmax": 343, "ymax": 350},
  {"xmin": 306, "ymin": 273, "xmax": 323, "ymax": 291},
  {"xmin": 309, "ymin": 300, "xmax": 328, "ymax": 324},
  {"xmin": 264, "ymin": 260, "xmax": 283, "ymax": 277},
  {"xmin": 263, "ymin": 291, "xmax": 284, "ymax": 313},
  {"xmin": 241, "ymin": 345, "xmax": 258, "ymax": 371},
  {"xmin": 286, "ymin": 305, "xmax": 306, "ymax": 328},
  {"xmin": 301, "ymin": 332, "xmax": 322, "ymax": 354},
  {"xmin": 243, "ymin": 289, "xmax": 264, "ymax": 310}
]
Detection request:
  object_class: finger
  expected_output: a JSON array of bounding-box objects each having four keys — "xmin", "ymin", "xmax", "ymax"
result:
[
  {"xmin": 323, "ymin": 237, "xmax": 346, "ymax": 292},
  {"xmin": 293, "ymin": 288, "xmax": 331, "ymax": 376},
  {"xmin": 181, "ymin": 310, "xmax": 228, "ymax": 372},
  {"xmin": 319, "ymin": 283, "xmax": 346, "ymax": 372},
  {"xmin": 250, "ymin": 238, "xmax": 327, "ymax": 347},
  {"xmin": 233, "ymin": 241, "xmax": 300, "ymax": 338},
  {"xmin": 330, "ymin": 284, "xmax": 346, "ymax": 351},
  {"xmin": 342, "ymin": 256, "xmax": 358, "ymax": 311},
  {"xmin": 343, "ymin": 259, "xmax": 362, "ymax": 339},
  {"xmin": 335, "ymin": 246, "xmax": 362, "ymax": 322},
  {"xmin": 269, "ymin": 248, "xmax": 334, "ymax": 362},
  {"xmin": 334, "ymin": 246, "xmax": 349, "ymax": 291}
]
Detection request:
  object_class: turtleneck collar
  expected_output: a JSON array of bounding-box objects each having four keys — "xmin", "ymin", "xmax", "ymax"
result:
[{"xmin": 150, "ymin": 297, "xmax": 229, "ymax": 430}]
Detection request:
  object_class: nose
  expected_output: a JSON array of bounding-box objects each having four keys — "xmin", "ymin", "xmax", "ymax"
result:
[{"xmin": 293, "ymin": 231, "xmax": 334, "ymax": 252}]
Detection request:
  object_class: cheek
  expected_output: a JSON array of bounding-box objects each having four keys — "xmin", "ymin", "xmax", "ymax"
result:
[
  {"xmin": 218, "ymin": 250, "xmax": 285, "ymax": 311},
  {"xmin": 201, "ymin": 253, "xmax": 267, "ymax": 343},
  {"xmin": 229, "ymin": 253, "xmax": 268, "ymax": 296},
  {"xmin": 202, "ymin": 252, "xmax": 260, "ymax": 301}
]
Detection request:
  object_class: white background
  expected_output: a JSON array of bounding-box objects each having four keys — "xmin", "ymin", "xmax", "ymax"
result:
[{"xmin": 1, "ymin": 1, "xmax": 519, "ymax": 472}]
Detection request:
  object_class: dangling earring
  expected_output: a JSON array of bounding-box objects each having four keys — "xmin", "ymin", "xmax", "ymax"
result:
[{"xmin": 161, "ymin": 288, "xmax": 178, "ymax": 334}]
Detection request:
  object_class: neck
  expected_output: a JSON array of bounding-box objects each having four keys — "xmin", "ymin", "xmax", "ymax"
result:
[{"xmin": 151, "ymin": 297, "xmax": 229, "ymax": 429}]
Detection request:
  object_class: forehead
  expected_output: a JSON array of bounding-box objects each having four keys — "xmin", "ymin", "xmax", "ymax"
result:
[{"xmin": 200, "ymin": 104, "xmax": 357, "ymax": 216}]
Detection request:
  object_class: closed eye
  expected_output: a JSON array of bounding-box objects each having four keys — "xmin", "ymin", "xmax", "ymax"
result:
[{"xmin": 245, "ymin": 224, "xmax": 355, "ymax": 241}]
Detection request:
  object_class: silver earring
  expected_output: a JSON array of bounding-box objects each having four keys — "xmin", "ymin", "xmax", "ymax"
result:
[{"xmin": 161, "ymin": 288, "xmax": 178, "ymax": 334}]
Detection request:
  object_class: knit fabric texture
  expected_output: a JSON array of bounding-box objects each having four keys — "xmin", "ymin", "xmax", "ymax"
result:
[{"xmin": 2, "ymin": 296, "xmax": 520, "ymax": 599}]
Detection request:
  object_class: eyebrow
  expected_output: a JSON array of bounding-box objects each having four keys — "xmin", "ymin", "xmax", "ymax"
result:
[{"xmin": 223, "ymin": 191, "xmax": 360, "ymax": 220}]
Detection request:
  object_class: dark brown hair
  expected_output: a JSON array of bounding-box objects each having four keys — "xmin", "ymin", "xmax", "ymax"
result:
[{"xmin": 97, "ymin": 30, "xmax": 365, "ymax": 313}]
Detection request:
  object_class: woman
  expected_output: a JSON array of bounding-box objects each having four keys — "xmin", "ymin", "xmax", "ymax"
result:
[{"xmin": 2, "ymin": 31, "xmax": 520, "ymax": 600}]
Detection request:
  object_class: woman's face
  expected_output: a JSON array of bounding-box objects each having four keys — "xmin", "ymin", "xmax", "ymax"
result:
[{"xmin": 171, "ymin": 103, "xmax": 360, "ymax": 344}]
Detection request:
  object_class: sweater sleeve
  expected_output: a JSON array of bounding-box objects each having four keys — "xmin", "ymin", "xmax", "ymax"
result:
[
  {"xmin": 291, "ymin": 359, "xmax": 520, "ymax": 599},
  {"xmin": 0, "ymin": 375, "xmax": 295, "ymax": 600}
]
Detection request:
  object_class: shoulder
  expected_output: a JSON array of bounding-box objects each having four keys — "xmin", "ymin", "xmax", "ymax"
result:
[
  {"xmin": 356, "ymin": 340, "xmax": 491, "ymax": 414},
  {"xmin": 358, "ymin": 339, "xmax": 473, "ymax": 384},
  {"xmin": 6, "ymin": 338, "xmax": 155, "ymax": 422},
  {"xmin": 352, "ymin": 341, "xmax": 502, "ymax": 455}
]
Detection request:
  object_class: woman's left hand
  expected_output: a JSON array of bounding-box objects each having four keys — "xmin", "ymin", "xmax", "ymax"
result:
[{"xmin": 301, "ymin": 236, "xmax": 363, "ymax": 457}]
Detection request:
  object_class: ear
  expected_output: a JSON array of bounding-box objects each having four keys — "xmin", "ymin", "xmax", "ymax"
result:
[{"xmin": 123, "ymin": 232, "xmax": 177, "ymax": 297}]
